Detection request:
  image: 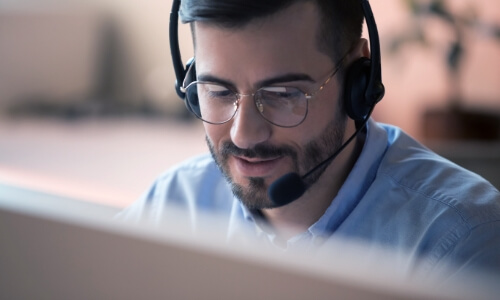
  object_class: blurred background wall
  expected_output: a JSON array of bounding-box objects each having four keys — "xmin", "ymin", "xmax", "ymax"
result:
[
  {"xmin": 0, "ymin": 0, "xmax": 499, "ymax": 206},
  {"xmin": 1, "ymin": 0, "xmax": 498, "ymax": 137},
  {"xmin": 0, "ymin": 0, "xmax": 194, "ymax": 118}
]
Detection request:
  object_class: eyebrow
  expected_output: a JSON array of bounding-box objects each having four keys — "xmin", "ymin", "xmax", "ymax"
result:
[{"xmin": 197, "ymin": 73, "xmax": 316, "ymax": 89}]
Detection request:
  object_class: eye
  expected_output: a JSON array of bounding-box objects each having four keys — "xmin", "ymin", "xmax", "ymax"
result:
[
  {"xmin": 202, "ymin": 83, "xmax": 234, "ymax": 99},
  {"xmin": 260, "ymin": 87, "xmax": 302, "ymax": 100}
]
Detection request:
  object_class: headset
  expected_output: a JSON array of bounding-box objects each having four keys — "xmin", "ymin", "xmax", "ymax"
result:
[{"xmin": 169, "ymin": 0, "xmax": 384, "ymax": 122}]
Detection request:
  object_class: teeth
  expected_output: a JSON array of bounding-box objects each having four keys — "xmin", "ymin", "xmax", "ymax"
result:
[
  {"xmin": 238, "ymin": 156, "xmax": 278, "ymax": 164},
  {"xmin": 242, "ymin": 158, "xmax": 263, "ymax": 164}
]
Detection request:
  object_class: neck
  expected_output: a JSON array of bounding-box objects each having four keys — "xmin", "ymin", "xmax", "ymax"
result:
[{"xmin": 261, "ymin": 121, "xmax": 365, "ymax": 241}]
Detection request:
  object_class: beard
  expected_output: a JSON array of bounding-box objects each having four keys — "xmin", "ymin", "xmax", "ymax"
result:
[{"xmin": 207, "ymin": 112, "xmax": 347, "ymax": 210}]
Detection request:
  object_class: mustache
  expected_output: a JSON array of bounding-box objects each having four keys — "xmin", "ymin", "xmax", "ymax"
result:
[{"xmin": 220, "ymin": 141, "xmax": 297, "ymax": 160}]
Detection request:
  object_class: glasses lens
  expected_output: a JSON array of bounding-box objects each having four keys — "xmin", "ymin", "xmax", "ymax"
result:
[
  {"xmin": 256, "ymin": 87, "xmax": 308, "ymax": 127},
  {"xmin": 185, "ymin": 82, "xmax": 238, "ymax": 124}
]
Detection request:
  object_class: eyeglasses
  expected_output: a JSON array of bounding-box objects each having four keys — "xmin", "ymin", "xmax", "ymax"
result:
[{"xmin": 181, "ymin": 59, "xmax": 344, "ymax": 128}]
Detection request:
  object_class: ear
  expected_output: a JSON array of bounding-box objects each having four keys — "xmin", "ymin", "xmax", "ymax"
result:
[{"xmin": 350, "ymin": 38, "xmax": 370, "ymax": 61}]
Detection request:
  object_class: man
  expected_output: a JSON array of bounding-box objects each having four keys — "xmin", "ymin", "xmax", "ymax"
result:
[{"xmin": 120, "ymin": 0, "xmax": 500, "ymax": 277}]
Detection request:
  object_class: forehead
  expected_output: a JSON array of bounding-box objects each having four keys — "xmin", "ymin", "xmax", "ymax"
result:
[{"xmin": 192, "ymin": 2, "xmax": 333, "ymax": 84}]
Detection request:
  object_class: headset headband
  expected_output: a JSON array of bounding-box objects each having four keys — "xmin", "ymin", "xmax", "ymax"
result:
[{"xmin": 170, "ymin": 0, "xmax": 186, "ymax": 98}]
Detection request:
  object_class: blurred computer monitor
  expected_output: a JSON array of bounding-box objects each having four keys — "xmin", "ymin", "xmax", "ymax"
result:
[{"xmin": 0, "ymin": 182, "xmax": 496, "ymax": 300}]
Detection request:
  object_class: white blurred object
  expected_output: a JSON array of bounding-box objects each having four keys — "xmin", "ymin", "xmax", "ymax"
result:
[{"xmin": 1, "ymin": 182, "xmax": 499, "ymax": 300}]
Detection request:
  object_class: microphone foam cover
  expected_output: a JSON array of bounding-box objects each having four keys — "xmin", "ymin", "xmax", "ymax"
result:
[{"xmin": 268, "ymin": 172, "xmax": 307, "ymax": 207}]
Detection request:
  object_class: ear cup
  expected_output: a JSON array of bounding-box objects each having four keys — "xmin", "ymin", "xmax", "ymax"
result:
[
  {"xmin": 343, "ymin": 57, "xmax": 373, "ymax": 121},
  {"xmin": 174, "ymin": 57, "xmax": 196, "ymax": 99},
  {"xmin": 184, "ymin": 57, "xmax": 196, "ymax": 84},
  {"xmin": 181, "ymin": 58, "xmax": 201, "ymax": 116}
]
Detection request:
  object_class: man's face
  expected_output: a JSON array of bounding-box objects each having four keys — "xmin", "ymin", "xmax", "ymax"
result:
[{"xmin": 194, "ymin": 2, "xmax": 347, "ymax": 209}]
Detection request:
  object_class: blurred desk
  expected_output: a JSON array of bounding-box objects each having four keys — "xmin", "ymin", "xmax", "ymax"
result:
[{"xmin": 0, "ymin": 117, "xmax": 206, "ymax": 208}]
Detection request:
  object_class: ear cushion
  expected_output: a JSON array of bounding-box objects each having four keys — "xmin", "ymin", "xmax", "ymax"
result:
[{"xmin": 343, "ymin": 57, "xmax": 373, "ymax": 121}]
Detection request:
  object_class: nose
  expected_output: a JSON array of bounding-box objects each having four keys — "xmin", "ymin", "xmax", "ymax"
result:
[{"xmin": 230, "ymin": 95, "xmax": 272, "ymax": 149}]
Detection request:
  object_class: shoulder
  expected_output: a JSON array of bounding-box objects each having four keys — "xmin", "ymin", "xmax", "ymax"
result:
[
  {"xmin": 377, "ymin": 123, "xmax": 500, "ymax": 227},
  {"xmin": 154, "ymin": 153, "xmax": 222, "ymax": 187},
  {"xmin": 371, "ymin": 123, "xmax": 500, "ymax": 272},
  {"xmin": 117, "ymin": 153, "xmax": 234, "ymax": 221}
]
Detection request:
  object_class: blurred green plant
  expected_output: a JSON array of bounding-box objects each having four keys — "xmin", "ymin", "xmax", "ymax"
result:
[{"xmin": 388, "ymin": 0, "xmax": 500, "ymax": 106}]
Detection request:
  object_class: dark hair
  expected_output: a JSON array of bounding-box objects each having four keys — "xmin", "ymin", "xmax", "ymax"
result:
[{"xmin": 179, "ymin": 0, "xmax": 364, "ymax": 64}]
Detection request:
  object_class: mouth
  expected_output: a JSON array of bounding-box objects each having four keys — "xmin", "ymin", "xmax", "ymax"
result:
[{"xmin": 232, "ymin": 155, "xmax": 284, "ymax": 178}]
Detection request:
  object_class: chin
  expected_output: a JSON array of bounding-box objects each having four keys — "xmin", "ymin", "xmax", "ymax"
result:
[{"xmin": 229, "ymin": 176, "xmax": 275, "ymax": 210}]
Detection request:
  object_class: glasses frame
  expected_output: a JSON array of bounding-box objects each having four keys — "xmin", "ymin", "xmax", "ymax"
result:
[{"xmin": 180, "ymin": 56, "xmax": 346, "ymax": 128}]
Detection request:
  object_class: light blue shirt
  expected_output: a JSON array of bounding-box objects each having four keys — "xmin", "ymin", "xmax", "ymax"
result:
[{"xmin": 119, "ymin": 119, "xmax": 500, "ymax": 276}]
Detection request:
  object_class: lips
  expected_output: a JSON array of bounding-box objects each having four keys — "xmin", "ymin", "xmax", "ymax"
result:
[{"xmin": 233, "ymin": 155, "xmax": 283, "ymax": 177}]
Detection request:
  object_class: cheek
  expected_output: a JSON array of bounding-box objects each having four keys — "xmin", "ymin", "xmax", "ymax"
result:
[
  {"xmin": 302, "ymin": 86, "xmax": 343, "ymax": 133},
  {"xmin": 296, "ymin": 110, "xmax": 331, "ymax": 144},
  {"xmin": 204, "ymin": 123, "xmax": 229, "ymax": 148}
]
